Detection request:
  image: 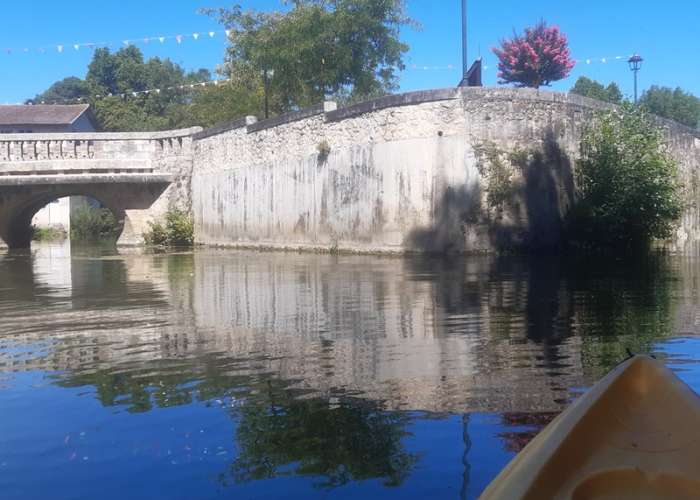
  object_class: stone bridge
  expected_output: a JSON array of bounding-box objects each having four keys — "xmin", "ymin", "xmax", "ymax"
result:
[
  {"xmin": 1, "ymin": 87, "xmax": 699, "ymax": 252},
  {"xmin": 0, "ymin": 127, "xmax": 199, "ymax": 248}
]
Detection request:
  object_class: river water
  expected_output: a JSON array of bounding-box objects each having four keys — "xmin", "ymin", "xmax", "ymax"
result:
[{"xmin": 2, "ymin": 241, "xmax": 700, "ymax": 499}]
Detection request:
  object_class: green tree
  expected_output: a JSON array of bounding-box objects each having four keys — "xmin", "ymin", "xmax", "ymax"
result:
[
  {"xmin": 639, "ymin": 85, "xmax": 700, "ymax": 129},
  {"xmin": 570, "ymin": 76, "xmax": 623, "ymax": 104},
  {"xmin": 170, "ymin": 79, "xmax": 263, "ymax": 128},
  {"xmin": 567, "ymin": 104, "xmax": 683, "ymax": 249},
  {"xmin": 85, "ymin": 47, "xmax": 211, "ymax": 131},
  {"xmin": 205, "ymin": 0, "xmax": 414, "ymax": 113},
  {"xmin": 31, "ymin": 77, "xmax": 89, "ymax": 104},
  {"xmin": 32, "ymin": 47, "xmax": 217, "ymax": 131}
]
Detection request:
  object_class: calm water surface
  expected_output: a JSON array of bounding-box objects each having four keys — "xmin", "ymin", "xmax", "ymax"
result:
[{"xmin": 2, "ymin": 241, "xmax": 700, "ymax": 499}]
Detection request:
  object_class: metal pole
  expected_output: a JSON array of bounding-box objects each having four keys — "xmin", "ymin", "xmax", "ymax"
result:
[
  {"xmin": 628, "ymin": 55, "xmax": 643, "ymax": 105},
  {"xmin": 263, "ymin": 70, "xmax": 269, "ymax": 119},
  {"xmin": 461, "ymin": 0, "xmax": 468, "ymax": 78}
]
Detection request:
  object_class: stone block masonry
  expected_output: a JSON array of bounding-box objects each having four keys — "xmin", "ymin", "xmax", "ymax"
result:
[{"xmin": 191, "ymin": 87, "xmax": 700, "ymax": 253}]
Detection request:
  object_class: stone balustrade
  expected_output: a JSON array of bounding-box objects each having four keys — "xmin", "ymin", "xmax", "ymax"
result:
[{"xmin": 0, "ymin": 127, "xmax": 201, "ymax": 167}]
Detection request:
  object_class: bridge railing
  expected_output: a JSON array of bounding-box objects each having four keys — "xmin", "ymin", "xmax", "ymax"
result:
[{"xmin": 0, "ymin": 127, "xmax": 202, "ymax": 167}]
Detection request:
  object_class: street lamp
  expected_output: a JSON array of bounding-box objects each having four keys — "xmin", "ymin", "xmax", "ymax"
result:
[
  {"xmin": 461, "ymin": 0, "xmax": 468, "ymax": 79},
  {"xmin": 628, "ymin": 54, "xmax": 643, "ymax": 104},
  {"xmin": 262, "ymin": 68, "xmax": 275, "ymax": 119}
]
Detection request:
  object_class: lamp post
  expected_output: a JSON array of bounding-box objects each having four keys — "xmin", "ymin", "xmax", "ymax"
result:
[
  {"xmin": 461, "ymin": 0, "xmax": 468, "ymax": 79},
  {"xmin": 628, "ymin": 54, "xmax": 643, "ymax": 104},
  {"xmin": 262, "ymin": 68, "xmax": 275, "ymax": 119}
]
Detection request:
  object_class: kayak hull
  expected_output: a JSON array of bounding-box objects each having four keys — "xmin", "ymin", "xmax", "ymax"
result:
[{"xmin": 480, "ymin": 355, "xmax": 700, "ymax": 499}]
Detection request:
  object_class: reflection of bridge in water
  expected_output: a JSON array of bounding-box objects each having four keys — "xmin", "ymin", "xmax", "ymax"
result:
[
  {"xmin": 2, "ymin": 246, "xmax": 696, "ymax": 414},
  {"xmin": 0, "ymin": 128, "xmax": 198, "ymax": 248}
]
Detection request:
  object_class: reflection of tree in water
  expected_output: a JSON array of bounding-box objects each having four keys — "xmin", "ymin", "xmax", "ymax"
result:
[
  {"xmin": 571, "ymin": 253, "xmax": 677, "ymax": 376},
  {"xmin": 58, "ymin": 363, "xmax": 418, "ymax": 489},
  {"xmin": 55, "ymin": 355, "xmax": 249, "ymax": 413},
  {"xmin": 226, "ymin": 383, "xmax": 417, "ymax": 489},
  {"xmin": 493, "ymin": 254, "xmax": 677, "ymax": 452},
  {"xmin": 497, "ymin": 412, "xmax": 558, "ymax": 453}
]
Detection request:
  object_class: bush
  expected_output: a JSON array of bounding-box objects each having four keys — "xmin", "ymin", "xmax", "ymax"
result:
[
  {"xmin": 144, "ymin": 210, "xmax": 194, "ymax": 247},
  {"xmin": 567, "ymin": 103, "xmax": 683, "ymax": 250},
  {"xmin": 31, "ymin": 226, "xmax": 67, "ymax": 241},
  {"xmin": 71, "ymin": 206, "xmax": 120, "ymax": 241}
]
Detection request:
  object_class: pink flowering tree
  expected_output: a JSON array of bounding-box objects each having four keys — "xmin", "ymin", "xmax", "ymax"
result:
[{"xmin": 492, "ymin": 22, "xmax": 575, "ymax": 88}]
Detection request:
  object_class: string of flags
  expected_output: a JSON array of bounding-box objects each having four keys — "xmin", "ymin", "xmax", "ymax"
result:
[
  {"xmin": 1, "ymin": 30, "xmax": 230, "ymax": 55},
  {"xmin": 19, "ymin": 50, "xmax": 635, "ymax": 105},
  {"xmin": 28, "ymin": 77, "xmax": 234, "ymax": 105},
  {"xmin": 405, "ymin": 54, "xmax": 634, "ymax": 73}
]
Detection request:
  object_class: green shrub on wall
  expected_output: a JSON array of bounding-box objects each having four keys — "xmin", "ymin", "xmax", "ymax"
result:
[
  {"xmin": 144, "ymin": 210, "xmax": 194, "ymax": 247},
  {"xmin": 567, "ymin": 103, "xmax": 683, "ymax": 250}
]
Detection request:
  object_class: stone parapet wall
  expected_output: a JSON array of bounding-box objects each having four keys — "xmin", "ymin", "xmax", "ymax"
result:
[{"xmin": 191, "ymin": 87, "xmax": 700, "ymax": 253}]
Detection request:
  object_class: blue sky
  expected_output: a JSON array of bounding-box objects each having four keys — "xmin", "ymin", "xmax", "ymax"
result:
[{"xmin": 0, "ymin": 0, "xmax": 698, "ymax": 103}]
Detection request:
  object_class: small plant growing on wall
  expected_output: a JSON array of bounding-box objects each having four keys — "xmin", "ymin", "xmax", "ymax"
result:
[
  {"xmin": 474, "ymin": 142, "xmax": 516, "ymax": 210},
  {"xmin": 144, "ymin": 209, "xmax": 194, "ymax": 247},
  {"xmin": 317, "ymin": 140, "xmax": 331, "ymax": 163}
]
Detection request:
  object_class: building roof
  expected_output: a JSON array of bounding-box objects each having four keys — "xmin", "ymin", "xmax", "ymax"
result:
[{"xmin": 0, "ymin": 104, "xmax": 91, "ymax": 126}]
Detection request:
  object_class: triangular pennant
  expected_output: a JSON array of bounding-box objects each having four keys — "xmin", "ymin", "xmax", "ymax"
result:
[
  {"xmin": 208, "ymin": 31, "xmax": 215, "ymax": 38},
  {"xmin": 176, "ymin": 35, "xmax": 183, "ymax": 44},
  {"xmin": 57, "ymin": 45, "xmax": 64, "ymax": 53},
  {"xmin": 159, "ymin": 37, "xmax": 165, "ymax": 43},
  {"xmin": 192, "ymin": 33, "xmax": 199, "ymax": 40}
]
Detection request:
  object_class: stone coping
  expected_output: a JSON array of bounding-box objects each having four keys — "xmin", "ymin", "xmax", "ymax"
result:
[
  {"xmin": 326, "ymin": 88, "xmax": 461, "ymax": 121},
  {"xmin": 0, "ymin": 173, "xmax": 173, "ymax": 186},
  {"xmin": 246, "ymin": 104, "xmax": 326, "ymax": 133},
  {"xmin": 191, "ymin": 117, "xmax": 250, "ymax": 141},
  {"xmin": 4, "ymin": 88, "xmax": 694, "ymax": 145},
  {"xmin": 0, "ymin": 127, "xmax": 203, "ymax": 142}
]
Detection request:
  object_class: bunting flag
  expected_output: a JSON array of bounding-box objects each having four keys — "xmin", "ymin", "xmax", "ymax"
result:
[
  {"xmin": 29, "ymin": 77, "xmax": 234, "ymax": 105},
  {"xmin": 403, "ymin": 53, "xmax": 634, "ymax": 74},
  {"xmin": 1, "ymin": 29, "xmax": 230, "ymax": 56}
]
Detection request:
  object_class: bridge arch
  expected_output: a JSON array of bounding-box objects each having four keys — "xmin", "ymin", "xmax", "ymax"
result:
[
  {"xmin": 0, "ymin": 127, "xmax": 199, "ymax": 249},
  {"xmin": 0, "ymin": 182, "xmax": 169, "ymax": 249}
]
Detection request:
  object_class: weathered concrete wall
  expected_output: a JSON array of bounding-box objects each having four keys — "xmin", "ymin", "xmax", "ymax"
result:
[{"xmin": 192, "ymin": 87, "xmax": 700, "ymax": 253}]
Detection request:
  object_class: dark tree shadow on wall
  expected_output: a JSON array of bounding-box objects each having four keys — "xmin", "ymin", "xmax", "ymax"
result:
[
  {"xmin": 406, "ymin": 183, "xmax": 482, "ymax": 254},
  {"xmin": 406, "ymin": 127, "xmax": 575, "ymax": 254},
  {"xmin": 515, "ymin": 129, "xmax": 576, "ymax": 250}
]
